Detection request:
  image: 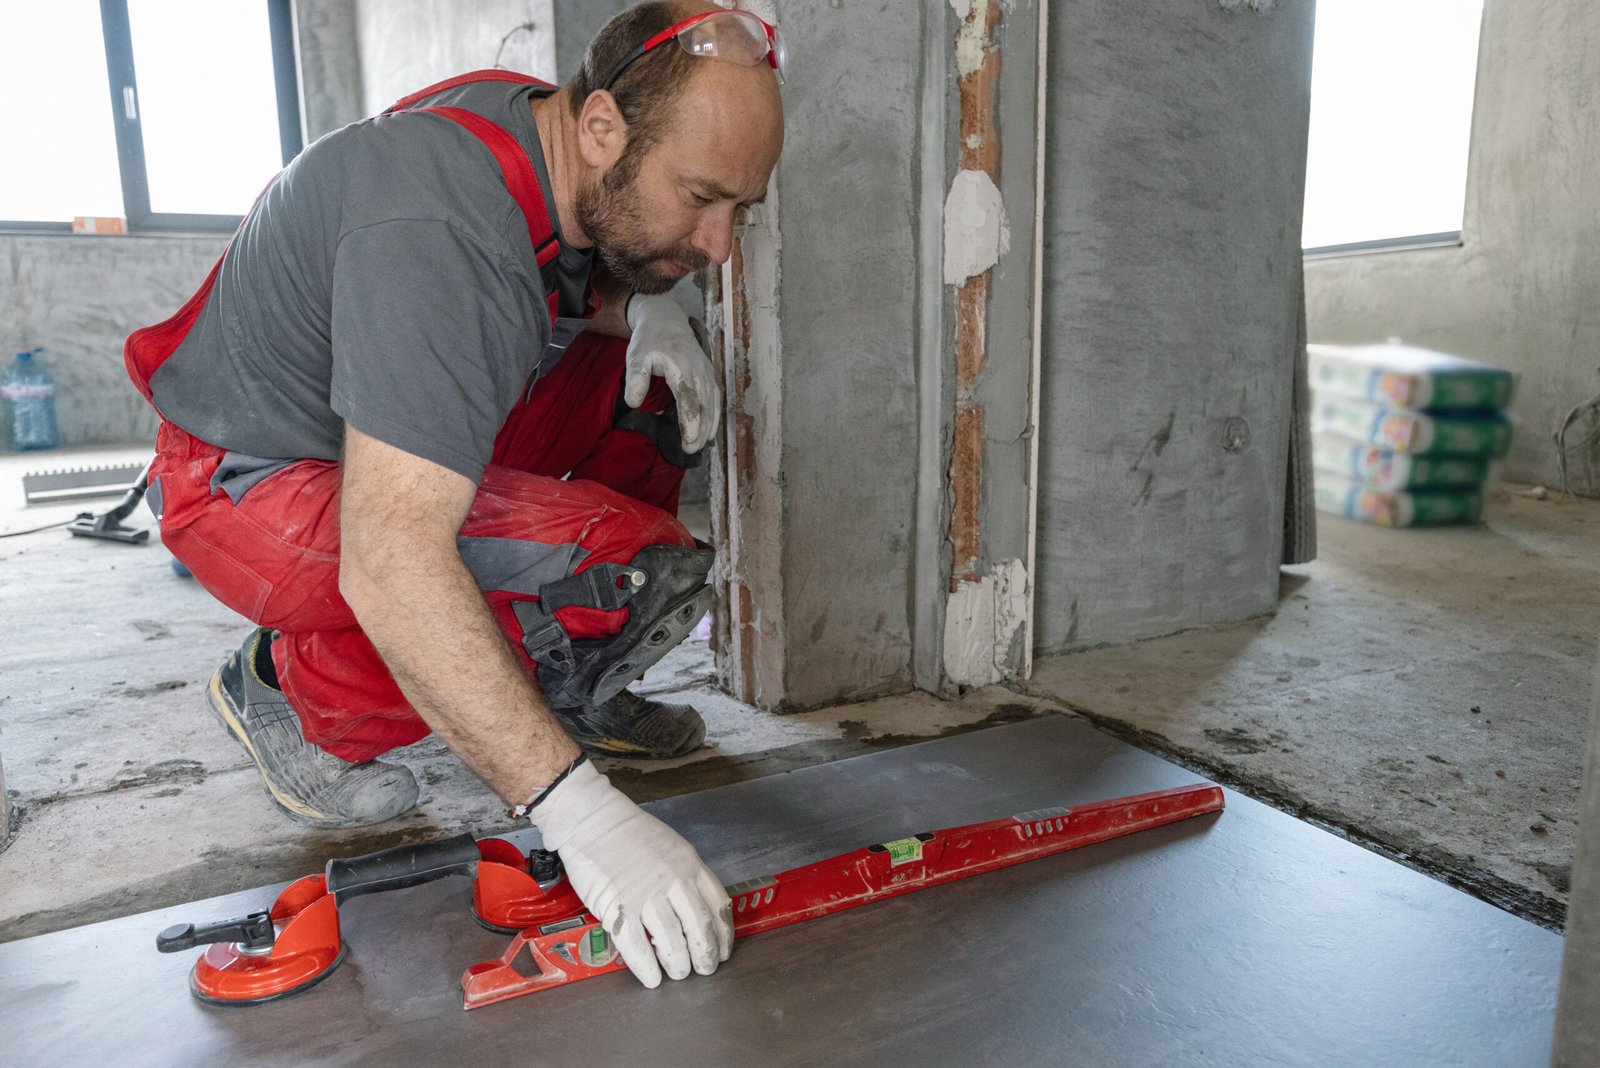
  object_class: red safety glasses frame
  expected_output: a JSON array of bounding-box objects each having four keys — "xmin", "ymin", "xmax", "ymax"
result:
[{"xmin": 599, "ymin": 8, "xmax": 785, "ymax": 93}]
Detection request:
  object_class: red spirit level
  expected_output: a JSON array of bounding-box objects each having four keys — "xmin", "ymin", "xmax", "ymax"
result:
[
  {"xmin": 461, "ymin": 781, "xmax": 1224, "ymax": 1008},
  {"xmin": 155, "ymin": 781, "xmax": 1223, "ymax": 1008}
]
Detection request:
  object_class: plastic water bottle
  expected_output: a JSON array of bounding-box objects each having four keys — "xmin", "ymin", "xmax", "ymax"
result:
[{"xmin": 2, "ymin": 349, "xmax": 60, "ymax": 451}]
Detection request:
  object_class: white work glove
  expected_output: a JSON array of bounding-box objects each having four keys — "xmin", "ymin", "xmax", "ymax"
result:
[
  {"xmin": 529, "ymin": 759, "xmax": 733, "ymax": 988},
  {"xmin": 624, "ymin": 292, "xmax": 722, "ymax": 454}
]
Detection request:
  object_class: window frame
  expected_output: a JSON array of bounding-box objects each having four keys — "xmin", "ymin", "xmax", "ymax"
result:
[
  {"xmin": 1299, "ymin": 0, "xmax": 1484, "ymax": 259},
  {"xmin": 0, "ymin": 0, "xmax": 301, "ymax": 234},
  {"xmin": 1303, "ymin": 231, "xmax": 1465, "ymax": 260}
]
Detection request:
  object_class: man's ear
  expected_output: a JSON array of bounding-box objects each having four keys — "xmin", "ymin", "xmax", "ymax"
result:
[{"xmin": 576, "ymin": 90, "xmax": 629, "ymax": 170}]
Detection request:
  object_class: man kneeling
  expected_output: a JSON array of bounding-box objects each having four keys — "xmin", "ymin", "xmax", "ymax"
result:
[{"xmin": 123, "ymin": 2, "xmax": 784, "ymax": 988}]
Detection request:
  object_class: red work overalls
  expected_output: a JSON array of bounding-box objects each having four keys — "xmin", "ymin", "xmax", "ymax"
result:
[{"xmin": 125, "ymin": 71, "xmax": 691, "ymax": 762}]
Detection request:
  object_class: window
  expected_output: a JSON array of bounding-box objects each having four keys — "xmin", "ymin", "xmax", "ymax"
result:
[
  {"xmin": 1302, "ymin": 0, "xmax": 1484, "ymax": 255},
  {"xmin": 0, "ymin": 0, "xmax": 300, "ymax": 232}
]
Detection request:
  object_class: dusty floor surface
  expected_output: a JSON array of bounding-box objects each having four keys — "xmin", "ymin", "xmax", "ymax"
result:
[
  {"xmin": 0, "ymin": 447, "xmax": 1051, "ymax": 941},
  {"xmin": 1, "ymin": 447, "xmax": 1593, "ymax": 940},
  {"xmin": 1030, "ymin": 484, "xmax": 1599, "ymax": 930}
]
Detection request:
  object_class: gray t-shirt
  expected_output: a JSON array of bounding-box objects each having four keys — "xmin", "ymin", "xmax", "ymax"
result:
[{"xmin": 150, "ymin": 80, "xmax": 594, "ymax": 483}]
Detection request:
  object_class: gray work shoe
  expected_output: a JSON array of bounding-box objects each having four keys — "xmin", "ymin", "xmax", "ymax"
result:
[
  {"xmin": 551, "ymin": 689, "xmax": 707, "ymax": 759},
  {"xmin": 207, "ymin": 628, "xmax": 419, "ymax": 828}
]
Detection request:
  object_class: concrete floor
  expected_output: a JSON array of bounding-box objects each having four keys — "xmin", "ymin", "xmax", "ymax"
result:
[
  {"xmin": 1, "ymin": 447, "xmax": 1594, "ymax": 940},
  {"xmin": 1030, "ymin": 483, "xmax": 1599, "ymax": 929},
  {"xmin": 0, "ymin": 446, "xmax": 1052, "ymax": 941}
]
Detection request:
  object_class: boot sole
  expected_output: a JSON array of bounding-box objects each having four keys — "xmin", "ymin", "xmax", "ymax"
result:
[
  {"xmin": 581, "ymin": 697, "xmax": 708, "ymax": 760},
  {"xmin": 207, "ymin": 664, "xmax": 392, "ymax": 829},
  {"xmin": 588, "ymin": 584, "xmax": 717, "ymax": 708},
  {"xmin": 559, "ymin": 721, "xmax": 704, "ymax": 761}
]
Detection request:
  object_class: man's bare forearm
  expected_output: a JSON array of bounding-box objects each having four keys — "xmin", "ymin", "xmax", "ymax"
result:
[
  {"xmin": 342, "ymin": 543, "xmax": 579, "ymax": 806},
  {"xmin": 338, "ymin": 425, "xmax": 580, "ymax": 808}
]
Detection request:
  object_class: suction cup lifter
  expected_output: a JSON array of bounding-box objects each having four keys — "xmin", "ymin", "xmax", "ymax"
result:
[
  {"xmin": 324, "ymin": 833, "xmax": 483, "ymax": 904},
  {"xmin": 154, "ymin": 833, "xmax": 587, "ymax": 1005},
  {"xmin": 155, "ymin": 782, "xmax": 1226, "ymax": 1011},
  {"xmin": 156, "ymin": 912, "xmax": 275, "ymax": 954}
]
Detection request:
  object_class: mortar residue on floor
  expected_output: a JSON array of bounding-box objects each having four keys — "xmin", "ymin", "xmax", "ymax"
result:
[
  {"xmin": 0, "ymin": 451, "xmax": 1054, "ymax": 940},
  {"xmin": 1029, "ymin": 483, "xmax": 1598, "ymax": 930}
]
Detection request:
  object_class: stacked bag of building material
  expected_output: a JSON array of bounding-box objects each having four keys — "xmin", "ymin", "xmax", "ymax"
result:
[{"xmin": 1309, "ymin": 341, "xmax": 1515, "ymax": 527}]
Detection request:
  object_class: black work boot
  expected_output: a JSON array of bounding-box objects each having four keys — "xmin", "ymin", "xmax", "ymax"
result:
[
  {"xmin": 207, "ymin": 628, "xmax": 419, "ymax": 827},
  {"xmin": 551, "ymin": 689, "xmax": 707, "ymax": 759}
]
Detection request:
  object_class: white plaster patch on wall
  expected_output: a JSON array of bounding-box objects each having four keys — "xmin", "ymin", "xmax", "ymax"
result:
[
  {"xmin": 952, "ymin": 0, "xmax": 991, "ymax": 75},
  {"xmin": 944, "ymin": 580, "xmax": 998, "ymax": 686},
  {"xmin": 943, "ymin": 169, "xmax": 1010, "ymax": 285},
  {"xmin": 992, "ymin": 557, "xmax": 1029, "ymax": 667},
  {"xmin": 943, "ymin": 558, "xmax": 1029, "ymax": 686}
]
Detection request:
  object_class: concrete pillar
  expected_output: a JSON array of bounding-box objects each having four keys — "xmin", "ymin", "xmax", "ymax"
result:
[
  {"xmin": 1551, "ymin": 646, "xmax": 1600, "ymax": 1065},
  {"xmin": 711, "ymin": 0, "xmax": 930, "ymax": 710},
  {"xmin": 1033, "ymin": 0, "xmax": 1315, "ymax": 652},
  {"xmin": 711, "ymin": 1, "xmax": 1045, "ymax": 709}
]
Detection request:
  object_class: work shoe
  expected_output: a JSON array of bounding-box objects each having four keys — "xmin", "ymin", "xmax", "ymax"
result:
[
  {"xmin": 551, "ymin": 689, "xmax": 707, "ymax": 759},
  {"xmin": 207, "ymin": 628, "xmax": 419, "ymax": 828}
]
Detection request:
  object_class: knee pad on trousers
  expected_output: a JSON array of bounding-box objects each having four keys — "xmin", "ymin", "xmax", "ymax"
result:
[{"xmin": 512, "ymin": 541, "xmax": 715, "ymax": 708}]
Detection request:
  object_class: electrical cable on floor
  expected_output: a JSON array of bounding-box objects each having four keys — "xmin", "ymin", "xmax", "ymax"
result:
[
  {"xmin": 1554, "ymin": 368, "xmax": 1600, "ymax": 497},
  {"xmin": 0, "ymin": 518, "xmax": 74, "ymax": 538}
]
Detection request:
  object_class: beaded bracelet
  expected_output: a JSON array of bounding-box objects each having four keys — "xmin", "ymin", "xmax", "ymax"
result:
[{"xmin": 510, "ymin": 752, "xmax": 590, "ymax": 819}]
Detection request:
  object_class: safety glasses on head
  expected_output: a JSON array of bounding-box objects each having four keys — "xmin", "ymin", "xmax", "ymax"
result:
[{"xmin": 599, "ymin": 8, "xmax": 786, "ymax": 93}]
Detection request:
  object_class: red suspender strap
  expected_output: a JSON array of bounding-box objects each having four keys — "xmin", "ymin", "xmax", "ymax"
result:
[
  {"xmin": 124, "ymin": 256, "xmax": 227, "ymax": 402},
  {"xmin": 411, "ymin": 105, "xmax": 561, "ymax": 270},
  {"xmin": 124, "ymin": 175, "xmax": 275, "ymax": 402}
]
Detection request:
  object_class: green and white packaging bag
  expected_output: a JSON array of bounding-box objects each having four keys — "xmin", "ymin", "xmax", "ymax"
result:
[{"xmin": 1308, "ymin": 341, "xmax": 1515, "ymax": 411}]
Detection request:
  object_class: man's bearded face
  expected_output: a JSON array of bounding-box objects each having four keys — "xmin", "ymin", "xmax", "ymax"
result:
[{"xmin": 577, "ymin": 146, "xmax": 710, "ymax": 295}]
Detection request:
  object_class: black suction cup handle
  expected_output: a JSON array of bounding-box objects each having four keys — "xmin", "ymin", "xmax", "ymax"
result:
[
  {"xmin": 324, "ymin": 832, "xmax": 482, "ymax": 904},
  {"xmin": 156, "ymin": 911, "xmax": 275, "ymax": 953},
  {"xmin": 529, "ymin": 848, "xmax": 563, "ymax": 888}
]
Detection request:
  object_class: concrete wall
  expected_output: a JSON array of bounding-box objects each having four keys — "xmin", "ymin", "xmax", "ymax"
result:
[
  {"xmin": 296, "ymin": 0, "xmax": 366, "ymax": 140},
  {"xmin": 551, "ymin": 0, "xmax": 629, "ymax": 82},
  {"xmin": 353, "ymin": 0, "xmax": 555, "ymax": 113},
  {"xmin": 0, "ymin": 235, "xmax": 226, "ymax": 449},
  {"xmin": 1033, "ymin": 0, "xmax": 1314, "ymax": 652},
  {"xmin": 1304, "ymin": 0, "xmax": 1600, "ymax": 495}
]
